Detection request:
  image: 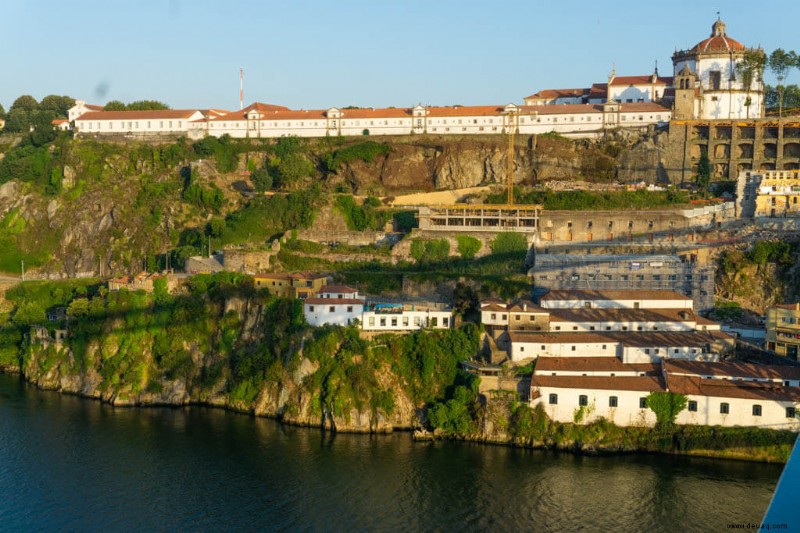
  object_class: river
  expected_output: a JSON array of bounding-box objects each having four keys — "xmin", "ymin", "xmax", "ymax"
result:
[{"xmin": 0, "ymin": 374, "xmax": 784, "ymax": 531}]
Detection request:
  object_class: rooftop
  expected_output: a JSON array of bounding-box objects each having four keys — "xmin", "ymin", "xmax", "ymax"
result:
[{"xmin": 539, "ymin": 289, "xmax": 692, "ymax": 302}]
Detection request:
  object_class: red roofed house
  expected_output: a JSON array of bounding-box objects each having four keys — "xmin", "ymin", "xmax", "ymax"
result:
[
  {"xmin": 303, "ymin": 285, "xmax": 364, "ymax": 327},
  {"xmin": 51, "ymin": 119, "xmax": 70, "ymax": 131},
  {"xmin": 75, "ymin": 109, "xmax": 205, "ymax": 136},
  {"xmin": 68, "ymin": 100, "xmax": 105, "ymax": 122}
]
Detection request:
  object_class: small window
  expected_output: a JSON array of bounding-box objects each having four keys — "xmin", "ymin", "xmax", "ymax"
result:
[
  {"xmin": 752, "ymin": 405, "xmax": 762, "ymax": 417},
  {"xmin": 609, "ymin": 396, "xmax": 618, "ymax": 408},
  {"xmin": 549, "ymin": 394, "xmax": 558, "ymax": 405},
  {"xmin": 639, "ymin": 397, "xmax": 647, "ymax": 409},
  {"xmin": 688, "ymin": 401, "xmax": 697, "ymax": 412},
  {"xmin": 788, "ymin": 407, "xmax": 797, "ymax": 419},
  {"xmin": 309, "ymin": 306, "xmax": 315, "ymax": 312},
  {"xmin": 720, "ymin": 403, "xmax": 730, "ymax": 415},
  {"xmin": 328, "ymin": 306, "xmax": 335, "ymax": 313},
  {"xmin": 347, "ymin": 306, "xmax": 353, "ymax": 313},
  {"xmin": 571, "ymin": 346, "xmax": 576, "ymax": 351},
  {"xmin": 578, "ymin": 395, "xmax": 588, "ymax": 406}
]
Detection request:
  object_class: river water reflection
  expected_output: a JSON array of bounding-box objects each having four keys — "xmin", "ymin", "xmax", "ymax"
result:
[{"xmin": 0, "ymin": 374, "xmax": 783, "ymax": 531}]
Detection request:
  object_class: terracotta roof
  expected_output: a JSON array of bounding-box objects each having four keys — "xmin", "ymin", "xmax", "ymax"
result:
[
  {"xmin": 525, "ymin": 88, "xmax": 588, "ymax": 100},
  {"xmin": 663, "ymin": 359, "xmax": 800, "ymax": 381},
  {"xmin": 775, "ymin": 303, "xmax": 800, "ymax": 311},
  {"xmin": 320, "ymin": 285, "xmax": 358, "ymax": 294},
  {"xmin": 75, "ymin": 109, "xmax": 201, "ymax": 121},
  {"xmin": 288, "ymin": 272, "xmax": 327, "ymax": 280},
  {"xmin": 588, "ymin": 83, "xmax": 608, "ymax": 98},
  {"xmin": 609, "ymin": 75, "xmax": 673, "ymax": 86},
  {"xmin": 507, "ymin": 300, "xmax": 547, "ymax": 313},
  {"xmin": 51, "ymin": 119, "xmax": 68, "ymax": 124},
  {"xmin": 540, "ymin": 289, "xmax": 691, "ymax": 302},
  {"xmin": 254, "ymin": 273, "xmax": 290, "ymax": 280},
  {"xmin": 304, "ymin": 298, "xmax": 364, "ymax": 305},
  {"xmin": 666, "ymin": 374, "xmax": 800, "ymax": 402},
  {"xmin": 531, "ymin": 374, "xmax": 665, "ymax": 392},
  {"xmin": 692, "ymin": 35, "xmax": 745, "ymax": 53},
  {"xmin": 480, "ymin": 297, "xmax": 506, "ymax": 305},
  {"xmin": 547, "ymin": 308, "xmax": 697, "ymax": 324},
  {"xmin": 510, "ymin": 330, "xmax": 732, "ymax": 347},
  {"xmin": 535, "ymin": 357, "xmax": 660, "ymax": 374},
  {"xmin": 481, "ymin": 304, "xmax": 508, "ymax": 312}
]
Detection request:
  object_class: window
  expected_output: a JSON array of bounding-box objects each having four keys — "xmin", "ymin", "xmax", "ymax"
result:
[
  {"xmin": 403, "ymin": 317, "xmax": 409, "ymax": 327},
  {"xmin": 752, "ymin": 405, "xmax": 762, "ymax": 417},
  {"xmin": 380, "ymin": 318, "xmax": 386, "ymax": 326},
  {"xmin": 720, "ymin": 403, "xmax": 729, "ymax": 414},
  {"xmin": 309, "ymin": 306, "xmax": 315, "ymax": 312},
  {"xmin": 491, "ymin": 313, "xmax": 497, "ymax": 320},
  {"xmin": 329, "ymin": 306, "xmax": 335, "ymax": 313},
  {"xmin": 609, "ymin": 396, "xmax": 618, "ymax": 407},
  {"xmin": 688, "ymin": 401, "xmax": 697, "ymax": 412},
  {"xmin": 515, "ymin": 315, "xmax": 521, "ymax": 321},
  {"xmin": 788, "ymin": 407, "xmax": 797, "ymax": 419},
  {"xmin": 391, "ymin": 318, "xmax": 398, "ymax": 327},
  {"xmin": 571, "ymin": 346, "xmax": 576, "ymax": 351},
  {"xmin": 549, "ymin": 394, "xmax": 558, "ymax": 405},
  {"xmin": 710, "ymin": 70, "xmax": 721, "ymax": 90},
  {"xmin": 639, "ymin": 397, "xmax": 647, "ymax": 409},
  {"xmin": 578, "ymin": 395, "xmax": 588, "ymax": 406},
  {"xmin": 347, "ymin": 306, "xmax": 353, "ymax": 313},
  {"xmin": 443, "ymin": 317, "xmax": 449, "ymax": 327},
  {"xmin": 368, "ymin": 317, "xmax": 375, "ymax": 326}
]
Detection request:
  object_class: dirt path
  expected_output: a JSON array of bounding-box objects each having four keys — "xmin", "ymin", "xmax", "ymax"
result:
[{"xmin": 387, "ymin": 186, "xmax": 493, "ymax": 206}]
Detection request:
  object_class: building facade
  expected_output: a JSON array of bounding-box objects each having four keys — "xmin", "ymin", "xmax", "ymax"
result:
[
  {"xmin": 766, "ymin": 303, "xmax": 800, "ymax": 360},
  {"xmin": 254, "ymin": 272, "xmax": 327, "ymax": 299}
]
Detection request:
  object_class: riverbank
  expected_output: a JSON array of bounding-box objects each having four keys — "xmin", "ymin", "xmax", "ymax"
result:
[{"xmin": 4, "ymin": 365, "xmax": 795, "ymax": 464}]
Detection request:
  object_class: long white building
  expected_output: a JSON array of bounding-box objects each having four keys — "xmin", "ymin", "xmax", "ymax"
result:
[{"xmin": 530, "ymin": 357, "xmax": 800, "ymax": 430}]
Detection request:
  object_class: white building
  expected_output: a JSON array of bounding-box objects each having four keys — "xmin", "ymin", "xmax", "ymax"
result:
[
  {"xmin": 530, "ymin": 357, "xmax": 800, "ymax": 430},
  {"xmin": 672, "ymin": 18, "xmax": 764, "ymax": 120},
  {"xmin": 509, "ymin": 330, "xmax": 728, "ymax": 363},
  {"xmin": 361, "ymin": 302, "xmax": 452, "ymax": 332},
  {"xmin": 68, "ymin": 100, "xmax": 104, "ymax": 122},
  {"xmin": 538, "ymin": 289, "xmax": 694, "ymax": 310},
  {"xmin": 75, "ymin": 109, "xmax": 206, "ymax": 136}
]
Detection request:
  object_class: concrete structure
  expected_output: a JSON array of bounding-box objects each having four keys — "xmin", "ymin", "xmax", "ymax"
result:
[
  {"xmin": 417, "ymin": 205, "xmax": 541, "ymax": 233},
  {"xmin": 530, "ymin": 357, "xmax": 800, "ymax": 429},
  {"xmin": 253, "ymin": 272, "xmax": 327, "ymax": 299},
  {"xmin": 530, "ymin": 254, "xmax": 715, "ymax": 312},
  {"xmin": 766, "ymin": 303, "xmax": 800, "ymax": 360},
  {"xmin": 303, "ymin": 286, "xmax": 364, "ymax": 327},
  {"xmin": 361, "ymin": 301, "xmax": 452, "ymax": 331}
]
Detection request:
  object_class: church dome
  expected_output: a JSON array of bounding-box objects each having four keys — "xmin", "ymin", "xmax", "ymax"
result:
[{"xmin": 691, "ymin": 18, "xmax": 745, "ymax": 53}]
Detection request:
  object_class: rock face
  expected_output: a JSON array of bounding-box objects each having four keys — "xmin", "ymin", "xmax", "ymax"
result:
[{"xmin": 19, "ymin": 294, "xmax": 420, "ymax": 433}]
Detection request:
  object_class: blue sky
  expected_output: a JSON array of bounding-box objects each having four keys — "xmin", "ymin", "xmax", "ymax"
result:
[{"xmin": 2, "ymin": 0, "xmax": 797, "ymax": 111}]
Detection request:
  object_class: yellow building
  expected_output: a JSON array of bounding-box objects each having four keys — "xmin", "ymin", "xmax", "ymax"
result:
[
  {"xmin": 766, "ymin": 303, "xmax": 800, "ymax": 360},
  {"xmin": 754, "ymin": 170, "xmax": 800, "ymax": 218},
  {"xmin": 253, "ymin": 272, "xmax": 327, "ymax": 299}
]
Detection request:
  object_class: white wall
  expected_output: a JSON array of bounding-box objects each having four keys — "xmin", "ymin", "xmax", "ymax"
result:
[
  {"xmin": 540, "ymin": 298, "xmax": 693, "ymax": 310},
  {"xmin": 532, "ymin": 386, "xmax": 659, "ymax": 427},
  {"xmin": 511, "ymin": 340, "xmax": 621, "ymax": 362},
  {"xmin": 549, "ymin": 319, "xmax": 695, "ymax": 333},
  {"xmin": 362, "ymin": 310, "xmax": 451, "ymax": 331},
  {"xmin": 676, "ymin": 395, "xmax": 799, "ymax": 430},
  {"xmin": 621, "ymin": 345, "xmax": 717, "ymax": 364},
  {"xmin": 304, "ymin": 302, "xmax": 363, "ymax": 327}
]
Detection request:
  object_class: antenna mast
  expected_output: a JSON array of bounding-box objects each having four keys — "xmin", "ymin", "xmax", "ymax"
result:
[{"xmin": 239, "ymin": 67, "xmax": 244, "ymax": 110}]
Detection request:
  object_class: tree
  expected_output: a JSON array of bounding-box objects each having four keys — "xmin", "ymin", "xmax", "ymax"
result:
[
  {"xmin": 248, "ymin": 167, "xmax": 272, "ymax": 192},
  {"xmin": 768, "ymin": 49, "xmax": 799, "ymax": 117},
  {"xmin": 206, "ymin": 218, "xmax": 226, "ymax": 238},
  {"xmin": 766, "ymin": 84, "xmax": 800, "ymax": 112},
  {"xmin": 490, "ymin": 232, "xmax": 528, "ymax": 255},
  {"xmin": 735, "ymin": 49, "xmax": 766, "ymax": 119},
  {"xmin": 271, "ymin": 152, "xmax": 314, "ymax": 189},
  {"xmin": 126, "ymin": 100, "xmax": 171, "ymax": 111},
  {"xmin": 696, "ymin": 150, "xmax": 712, "ymax": 194},
  {"xmin": 103, "ymin": 100, "xmax": 126, "ymax": 111},
  {"xmin": 67, "ymin": 297, "xmax": 90, "ymax": 319},
  {"xmin": 5, "ymin": 95, "xmax": 40, "ymax": 133},
  {"xmin": 0, "ymin": 103, "xmax": 6, "ymax": 121},
  {"xmin": 10, "ymin": 95, "xmax": 39, "ymax": 113},
  {"xmin": 39, "ymin": 95, "xmax": 75, "ymax": 118},
  {"xmin": 456, "ymin": 235, "xmax": 481, "ymax": 260}
]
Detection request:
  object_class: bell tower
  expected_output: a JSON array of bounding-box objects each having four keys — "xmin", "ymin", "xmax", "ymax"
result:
[{"xmin": 674, "ymin": 64, "xmax": 697, "ymax": 120}]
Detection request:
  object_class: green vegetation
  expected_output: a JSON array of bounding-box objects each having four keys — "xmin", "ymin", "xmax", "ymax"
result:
[
  {"xmin": 456, "ymin": 235, "xmax": 481, "ymax": 260},
  {"xmin": 104, "ymin": 100, "xmax": 171, "ymax": 111},
  {"xmin": 490, "ymin": 232, "xmax": 527, "ymax": 255},
  {"xmin": 487, "ymin": 187, "xmax": 691, "ymax": 210},
  {"xmin": 713, "ymin": 300, "xmax": 743, "ymax": 321},
  {"xmin": 696, "ymin": 151, "xmax": 711, "ymax": 193},
  {"xmin": 2, "ymin": 94, "xmax": 74, "ymax": 134},
  {"xmin": 645, "ymin": 392, "xmax": 687, "ymax": 425},
  {"xmin": 322, "ymin": 141, "xmax": 390, "ymax": 172},
  {"xmin": 335, "ymin": 195, "xmax": 391, "ymax": 231},
  {"xmin": 410, "ymin": 238, "xmax": 450, "ymax": 263}
]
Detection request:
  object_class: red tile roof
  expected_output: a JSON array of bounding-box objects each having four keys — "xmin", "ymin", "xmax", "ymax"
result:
[
  {"xmin": 692, "ymin": 35, "xmax": 745, "ymax": 53},
  {"xmin": 304, "ymin": 297, "xmax": 364, "ymax": 305},
  {"xmin": 540, "ymin": 289, "xmax": 691, "ymax": 302},
  {"xmin": 510, "ymin": 330, "xmax": 732, "ymax": 347},
  {"xmin": 666, "ymin": 374, "xmax": 800, "ymax": 401},
  {"xmin": 535, "ymin": 356, "xmax": 660, "ymax": 374},
  {"xmin": 547, "ymin": 308, "xmax": 697, "ymax": 323},
  {"xmin": 531, "ymin": 374, "xmax": 665, "ymax": 392},
  {"xmin": 663, "ymin": 359, "xmax": 800, "ymax": 381},
  {"xmin": 608, "ymin": 75, "xmax": 673, "ymax": 86},
  {"xmin": 320, "ymin": 285, "xmax": 358, "ymax": 294},
  {"xmin": 525, "ymin": 88, "xmax": 588, "ymax": 100}
]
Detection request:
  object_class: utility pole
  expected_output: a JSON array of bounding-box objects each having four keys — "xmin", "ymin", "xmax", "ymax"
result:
[
  {"xmin": 208, "ymin": 235, "xmax": 211, "ymax": 258},
  {"xmin": 21, "ymin": 259, "xmax": 25, "ymax": 282}
]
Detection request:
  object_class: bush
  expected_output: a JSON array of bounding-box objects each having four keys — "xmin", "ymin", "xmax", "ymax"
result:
[
  {"xmin": 490, "ymin": 232, "xmax": 527, "ymax": 255},
  {"xmin": 456, "ymin": 235, "xmax": 481, "ymax": 259},
  {"xmin": 323, "ymin": 141, "xmax": 390, "ymax": 172}
]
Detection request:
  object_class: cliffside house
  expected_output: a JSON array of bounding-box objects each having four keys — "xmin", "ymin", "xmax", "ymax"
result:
[
  {"xmin": 303, "ymin": 286, "xmax": 364, "ymax": 327},
  {"xmin": 766, "ymin": 303, "xmax": 800, "ymax": 360},
  {"xmin": 253, "ymin": 272, "xmax": 327, "ymax": 299}
]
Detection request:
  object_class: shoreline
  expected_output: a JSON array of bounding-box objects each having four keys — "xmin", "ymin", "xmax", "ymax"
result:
[{"xmin": 3, "ymin": 368, "xmax": 793, "ymax": 465}]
